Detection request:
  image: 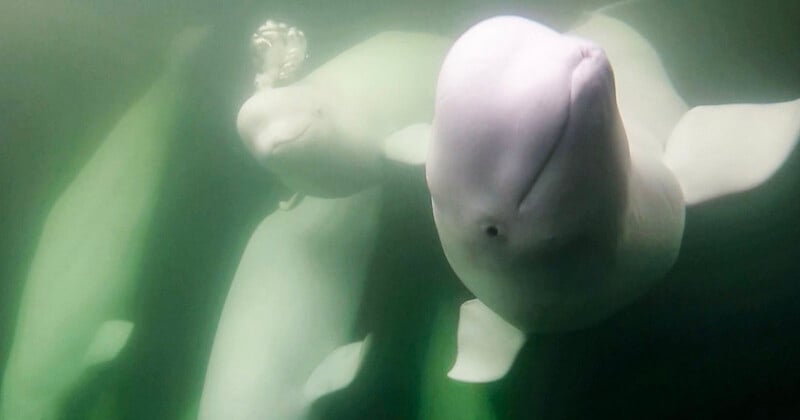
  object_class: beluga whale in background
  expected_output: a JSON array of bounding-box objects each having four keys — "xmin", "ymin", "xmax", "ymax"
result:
[
  {"xmin": 392, "ymin": 12, "xmax": 800, "ymax": 383},
  {"xmin": 200, "ymin": 21, "xmax": 450, "ymax": 420},
  {"xmin": 1, "ymin": 27, "xmax": 209, "ymax": 420}
]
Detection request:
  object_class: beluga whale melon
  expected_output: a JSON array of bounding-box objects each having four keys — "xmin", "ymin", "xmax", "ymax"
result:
[{"xmin": 392, "ymin": 12, "xmax": 800, "ymax": 383}]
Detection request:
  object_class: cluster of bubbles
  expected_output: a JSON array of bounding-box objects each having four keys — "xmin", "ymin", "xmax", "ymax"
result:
[{"xmin": 252, "ymin": 20, "xmax": 308, "ymax": 89}]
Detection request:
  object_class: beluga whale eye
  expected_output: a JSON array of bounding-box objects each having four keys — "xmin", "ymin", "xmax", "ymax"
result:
[{"xmin": 485, "ymin": 226, "xmax": 499, "ymax": 237}]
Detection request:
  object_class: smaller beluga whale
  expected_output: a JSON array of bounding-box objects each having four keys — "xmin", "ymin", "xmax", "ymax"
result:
[
  {"xmin": 200, "ymin": 21, "xmax": 450, "ymax": 419},
  {"xmin": 389, "ymin": 12, "xmax": 800, "ymax": 383}
]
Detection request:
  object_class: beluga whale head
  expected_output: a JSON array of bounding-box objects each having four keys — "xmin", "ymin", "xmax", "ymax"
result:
[{"xmin": 427, "ymin": 16, "xmax": 632, "ymax": 333}]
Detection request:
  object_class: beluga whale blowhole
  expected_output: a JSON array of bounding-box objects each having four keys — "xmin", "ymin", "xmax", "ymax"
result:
[{"xmin": 405, "ymin": 13, "xmax": 800, "ymax": 383}]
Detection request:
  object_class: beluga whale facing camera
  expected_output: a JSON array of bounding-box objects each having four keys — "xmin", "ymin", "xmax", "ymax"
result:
[{"xmin": 394, "ymin": 13, "xmax": 800, "ymax": 383}]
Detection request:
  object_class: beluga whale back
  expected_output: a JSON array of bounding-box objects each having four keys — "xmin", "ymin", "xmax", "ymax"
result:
[{"xmin": 393, "ymin": 12, "xmax": 800, "ymax": 383}]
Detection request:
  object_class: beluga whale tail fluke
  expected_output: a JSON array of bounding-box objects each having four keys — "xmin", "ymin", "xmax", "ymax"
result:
[{"xmin": 385, "ymin": 11, "xmax": 800, "ymax": 383}]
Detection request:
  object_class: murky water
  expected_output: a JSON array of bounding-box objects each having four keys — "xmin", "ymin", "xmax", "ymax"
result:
[{"xmin": 1, "ymin": 1, "xmax": 799, "ymax": 419}]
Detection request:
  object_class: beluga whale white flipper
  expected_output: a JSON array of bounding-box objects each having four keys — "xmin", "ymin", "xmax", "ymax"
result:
[
  {"xmin": 421, "ymin": 13, "xmax": 800, "ymax": 382},
  {"xmin": 662, "ymin": 100, "xmax": 800, "ymax": 204}
]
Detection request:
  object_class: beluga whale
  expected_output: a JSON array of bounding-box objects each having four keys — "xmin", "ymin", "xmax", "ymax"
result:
[
  {"xmin": 392, "ymin": 12, "xmax": 800, "ymax": 383},
  {"xmin": 1, "ymin": 27, "xmax": 209, "ymax": 420},
  {"xmin": 200, "ymin": 21, "xmax": 450, "ymax": 419}
]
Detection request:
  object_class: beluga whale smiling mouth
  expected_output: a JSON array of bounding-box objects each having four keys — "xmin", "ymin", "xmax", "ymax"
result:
[{"xmin": 390, "ymin": 12, "xmax": 800, "ymax": 383}]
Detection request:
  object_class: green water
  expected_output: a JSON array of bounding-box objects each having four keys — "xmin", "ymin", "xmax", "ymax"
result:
[{"xmin": 1, "ymin": 0, "xmax": 799, "ymax": 419}]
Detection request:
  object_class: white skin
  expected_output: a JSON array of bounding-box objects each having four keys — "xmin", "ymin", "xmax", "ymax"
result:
[
  {"xmin": 426, "ymin": 16, "xmax": 685, "ymax": 333},
  {"xmin": 0, "ymin": 28, "xmax": 208, "ymax": 419},
  {"xmin": 198, "ymin": 189, "xmax": 381, "ymax": 420}
]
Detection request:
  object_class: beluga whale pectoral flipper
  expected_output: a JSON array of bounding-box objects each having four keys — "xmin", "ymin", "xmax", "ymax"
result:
[{"xmin": 411, "ymin": 12, "xmax": 800, "ymax": 383}]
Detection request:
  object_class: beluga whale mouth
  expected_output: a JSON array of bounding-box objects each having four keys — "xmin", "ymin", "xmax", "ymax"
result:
[{"xmin": 254, "ymin": 117, "xmax": 313, "ymax": 157}]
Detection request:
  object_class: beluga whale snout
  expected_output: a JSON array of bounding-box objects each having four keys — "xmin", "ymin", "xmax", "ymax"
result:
[
  {"xmin": 408, "ymin": 12, "xmax": 800, "ymax": 383},
  {"xmin": 428, "ymin": 16, "xmax": 634, "ymax": 334}
]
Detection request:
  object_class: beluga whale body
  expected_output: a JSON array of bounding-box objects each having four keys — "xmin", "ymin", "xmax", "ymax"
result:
[
  {"xmin": 200, "ymin": 21, "xmax": 450, "ymax": 419},
  {"xmin": 398, "ymin": 13, "xmax": 800, "ymax": 383}
]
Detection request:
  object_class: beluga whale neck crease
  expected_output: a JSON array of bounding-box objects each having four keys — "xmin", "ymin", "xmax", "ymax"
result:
[{"xmin": 394, "ymin": 13, "xmax": 800, "ymax": 383}]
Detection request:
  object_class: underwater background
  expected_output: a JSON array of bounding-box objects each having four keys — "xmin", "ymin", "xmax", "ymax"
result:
[{"xmin": 1, "ymin": 0, "xmax": 799, "ymax": 418}]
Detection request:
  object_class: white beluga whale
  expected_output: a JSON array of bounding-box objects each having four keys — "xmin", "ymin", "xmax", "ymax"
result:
[
  {"xmin": 200, "ymin": 21, "xmax": 450, "ymax": 419},
  {"xmin": 236, "ymin": 20, "xmax": 450, "ymax": 198},
  {"xmin": 394, "ymin": 13, "xmax": 800, "ymax": 383},
  {"xmin": 0, "ymin": 27, "xmax": 208, "ymax": 420}
]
